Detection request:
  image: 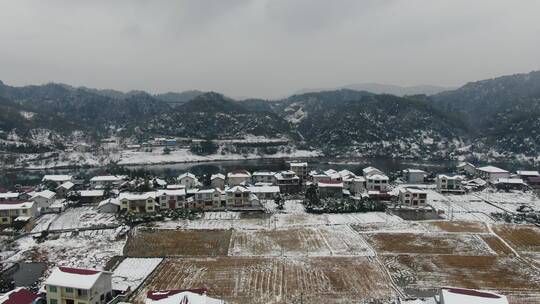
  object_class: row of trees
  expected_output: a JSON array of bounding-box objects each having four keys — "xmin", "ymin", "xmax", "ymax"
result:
[{"xmin": 303, "ymin": 185, "xmax": 386, "ymax": 214}]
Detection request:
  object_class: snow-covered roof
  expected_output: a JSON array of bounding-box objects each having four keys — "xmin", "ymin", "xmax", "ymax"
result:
[
  {"xmin": 352, "ymin": 176, "xmax": 366, "ymax": 182},
  {"xmin": 247, "ymin": 186, "xmax": 280, "ymax": 193},
  {"xmin": 516, "ymin": 170, "xmax": 540, "ymax": 176},
  {"xmin": 42, "ymin": 175, "xmax": 72, "ymax": 182},
  {"xmin": 338, "ymin": 169, "xmax": 356, "ymax": 177},
  {"xmin": 153, "ymin": 178, "xmax": 167, "ymax": 186},
  {"xmin": 57, "ymin": 181, "xmax": 75, "ymax": 190},
  {"xmin": 465, "ymin": 178, "xmax": 487, "ymax": 186},
  {"xmin": 50, "ymin": 199, "xmax": 67, "ymax": 208},
  {"xmin": 157, "ymin": 189, "xmax": 186, "ymax": 196},
  {"xmin": 226, "ymin": 185, "xmax": 250, "ymax": 193},
  {"xmin": 90, "ymin": 175, "xmax": 124, "ymax": 182},
  {"xmin": 196, "ymin": 188, "xmax": 219, "ymax": 194},
  {"xmin": 477, "ymin": 166, "xmax": 508, "ymax": 174},
  {"xmin": 400, "ymin": 187, "xmax": 427, "ymax": 194},
  {"xmin": 252, "ymin": 171, "xmax": 276, "ymax": 176},
  {"xmin": 31, "ymin": 190, "xmax": 56, "ymax": 200},
  {"xmin": 98, "ymin": 198, "xmax": 120, "ymax": 207},
  {"xmin": 318, "ymin": 180, "xmax": 344, "ymax": 188},
  {"xmin": 118, "ymin": 192, "xmax": 157, "ymax": 201},
  {"xmin": 362, "ymin": 166, "xmax": 383, "ymax": 176},
  {"xmin": 79, "ymin": 190, "xmax": 105, "ymax": 197},
  {"xmin": 0, "ymin": 287, "xmax": 38, "ymax": 304},
  {"xmin": 166, "ymin": 184, "xmax": 185, "ymax": 190},
  {"xmin": 495, "ymin": 178, "xmax": 525, "ymax": 185},
  {"xmin": 178, "ymin": 173, "xmax": 197, "ymax": 180},
  {"xmin": 210, "ymin": 173, "xmax": 226, "ymax": 180},
  {"xmin": 457, "ymin": 162, "xmax": 476, "ymax": 168},
  {"xmin": 0, "ymin": 201, "xmax": 34, "ymax": 211},
  {"xmin": 367, "ymin": 174, "xmax": 389, "ymax": 181},
  {"xmin": 440, "ymin": 287, "xmax": 508, "ymax": 304},
  {"xmin": 45, "ymin": 267, "xmax": 110, "ymax": 290},
  {"xmin": 290, "ymin": 162, "xmax": 308, "ymax": 167},
  {"xmin": 438, "ymin": 174, "xmax": 464, "ymax": 180},
  {"xmin": 145, "ymin": 289, "xmax": 224, "ymax": 304},
  {"xmin": 0, "ymin": 192, "xmax": 20, "ymax": 199},
  {"xmin": 403, "ymin": 168, "xmax": 426, "ymax": 173},
  {"xmin": 227, "ymin": 171, "xmax": 251, "ymax": 178}
]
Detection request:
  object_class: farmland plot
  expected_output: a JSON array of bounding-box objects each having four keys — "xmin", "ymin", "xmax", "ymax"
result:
[
  {"xmin": 49, "ymin": 207, "xmax": 118, "ymax": 230},
  {"xmin": 423, "ymin": 220, "xmax": 488, "ymax": 233},
  {"xmin": 367, "ymin": 233, "xmax": 496, "ymax": 256},
  {"xmin": 131, "ymin": 257, "xmax": 396, "ymax": 304},
  {"xmin": 228, "ymin": 227, "xmax": 330, "ymax": 256},
  {"xmin": 493, "ymin": 224, "xmax": 540, "ymax": 253},
  {"xmin": 383, "ymin": 255, "xmax": 540, "ymax": 301},
  {"xmin": 124, "ymin": 229, "xmax": 232, "ymax": 257},
  {"xmin": 112, "ymin": 258, "xmax": 163, "ymax": 292}
]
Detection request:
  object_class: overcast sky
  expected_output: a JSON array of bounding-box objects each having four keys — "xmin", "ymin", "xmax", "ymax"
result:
[{"xmin": 1, "ymin": 0, "xmax": 540, "ymax": 99}]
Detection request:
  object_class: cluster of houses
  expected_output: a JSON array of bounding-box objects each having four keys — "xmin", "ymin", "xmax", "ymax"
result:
[
  {"xmin": 0, "ymin": 265, "xmax": 509, "ymax": 304},
  {"xmin": 1, "ymin": 161, "xmax": 539, "ymax": 227}
]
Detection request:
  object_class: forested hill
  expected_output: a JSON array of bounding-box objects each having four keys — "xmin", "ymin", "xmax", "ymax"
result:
[{"xmin": 1, "ymin": 70, "xmax": 540, "ymax": 160}]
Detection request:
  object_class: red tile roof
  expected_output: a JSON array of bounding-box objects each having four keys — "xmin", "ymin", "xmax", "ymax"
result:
[
  {"xmin": 147, "ymin": 288, "xmax": 208, "ymax": 300},
  {"xmin": 58, "ymin": 266, "xmax": 100, "ymax": 275},
  {"xmin": 1, "ymin": 288, "xmax": 38, "ymax": 304}
]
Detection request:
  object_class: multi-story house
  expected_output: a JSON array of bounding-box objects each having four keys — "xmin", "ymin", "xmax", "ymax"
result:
[
  {"xmin": 30, "ymin": 190, "xmax": 56, "ymax": 210},
  {"xmin": 210, "ymin": 174, "xmax": 226, "ymax": 189},
  {"xmin": 42, "ymin": 175, "xmax": 73, "ymax": 187},
  {"xmin": 0, "ymin": 201, "xmax": 36, "ymax": 225},
  {"xmin": 436, "ymin": 174, "xmax": 465, "ymax": 193},
  {"xmin": 318, "ymin": 180, "xmax": 344, "ymax": 199},
  {"xmin": 275, "ymin": 171, "xmax": 301, "ymax": 194},
  {"xmin": 362, "ymin": 167, "xmax": 384, "ymax": 177},
  {"xmin": 227, "ymin": 170, "xmax": 251, "ymax": 186},
  {"xmin": 290, "ymin": 162, "xmax": 309, "ymax": 181},
  {"xmin": 247, "ymin": 185, "xmax": 280, "ymax": 200},
  {"xmin": 476, "ymin": 166, "xmax": 510, "ymax": 183},
  {"xmin": 118, "ymin": 192, "xmax": 157, "ymax": 213},
  {"xmin": 89, "ymin": 175, "xmax": 125, "ymax": 189},
  {"xmin": 156, "ymin": 189, "xmax": 186, "ymax": 210},
  {"xmin": 193, "ymin": 188, "xmax": 225, "ymax": 209},
  {"xmin": 251, "ymin": 171, "xmax": 277, "ymax": 185},
  {"xmin": 177, "ymin": 173, "xmax": 199, "ymax": 189},
  {"xmin": 226, "ymin": 186, "xmax": 253, "ymax": 208},
  {"xmin": 402, "ymin": 169, "xmax": 426, "ymax": 184},
  {"xmin": 366, "ymin": 174, "xmax": 389, "ymax": 191},
  {"xmin": 45, "ymin": 266, "xmax": 113, "ymax": 304},
  {"xmin": 398, "ymin": 188, "xmax": 428, "ymax": 207}
]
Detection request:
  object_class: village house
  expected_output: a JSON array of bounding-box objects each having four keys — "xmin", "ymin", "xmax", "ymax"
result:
[
  {"xmin": 290, "ymin": 162, "xmax": 309, "ymax": 181},
  {"xmin": 30, "ymin": 190, "xmax": 56, "ymax": 210},
  {"xmin": 362, "ymin": 166, "xmax": 384, "ymax": 177},
  {"xmin": 42, "ymin": 175, "xmax": 73, "ymax": 187},
  {"xmin": 463, "ymin": 178, "xmax": 488, "ymax": 191},
  {"xmin": 251, "ymin": 171, "xmax": 277, "ymax": 185},
  {"xmin": 344, "ymin": 176, "xmax": 366, "ymax": 195},
  {"xmin": 248, "ymin": 185, "xmax": 280, "ymax": 200},
  {"xmin": 456, "ymin": 162, "xmax": 477, "ymax": 175},
  {"xmin": 156, "ymin": 189, "xmax": 186, "ymax": 210},
  {"xmin": 402, "ymin": 169, "xmax": 426, "ymax": 184},
  {"xmin": 398, "ymin": 188, "xmax": 428, "ymax": 207},
  {"xmin": 275, "ymin": 171, "xmax": 301, "ymax": 194},
  {"xmin": 226, "ymin": 185, "xmax": 255, "ymax": 208},
  {"xmin": 527, "ymin": 176, "xmax": 540, "ymax": 194},
  {"xmin": 89, "ymin": 175, "xmax": 125, "ymax": 189},
  {"xmin": 309, "ymin": 171, "xmax": 330, "ymax": 185},
  {"xmin": 318, "ymin": 180, "xmax": 344, "ymax": 199},
  {"xmin": 494, "ymin": 178, "xmax": 528, "ymax": 191},
  {"xmin": 227, "ymin": 170, "xmax": 252, "ymax": 186},
  {"xmin": 55, "ymin": 181, "xmax": 75, "ymax": 198},
  {"xmin": 476, "ymin": 166, "xmax": 510, "ymax": 183},
  {"xmin": 118, "ymin": 192, "xmax": 157, "ymax": 213},
  {"xmin": 436, "ymin": 174, "xmax": 465, "ymax": 193},
  {"xmin": 177, "ymin": 173, "xmax": 199, "ymax": 189},
  {"xmin": 516, "ymin": 170, "xmax": 540, "ymax": 180},
  {"xmin": 366, "ymin": 174, "xmax": 389, "ymax": 191},
  {"xmin": 437, "ymin": 287, "xmax": 508, "ymax": 304},
  {"xmin": 97, "ymin": 198, "xmax": 120, "ymax": 213},
  {"xmin": 0, "ymin": 192, "xmax": 28, "ymax": 202},
  {"xmin": 0, "ymin": 201, "xmax": 37, "ymax": 225},
  {"xmin": 323, "ymin": 169, "xmax": 342, "ymax": 181},
  {"xmin": 210, "ymin": 173, "xmax": 226, "ymax": 189},
  {"xmin": 0, "ymin": 287, "xmax": 40, "ymax": 304},
  {"xmin": 45, "ymin": 266, "xmax": 113, "ymax": 304},
  {"xmin": 145, "ymin": 289, "xmax": 224, "ymax": 304},
  {"xmin": 193, "ymin": 188, "xmax": 224, "ymax": 209},
  {"xmin": 43, "ymin": 199, "xmax": 67, "ymax": 214},
  {"xmin": 78, "ymin": 190, "xmax": 105, "ymax": 205}
]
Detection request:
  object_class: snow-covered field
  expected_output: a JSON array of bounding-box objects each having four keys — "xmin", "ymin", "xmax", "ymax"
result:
[
  {"xmin": 112, "ymin": 258, "xmax": 163, "ymax": 292},
  {"xmin": 48, "ymin": 207, "xmax": 118, "ymax": 231}
]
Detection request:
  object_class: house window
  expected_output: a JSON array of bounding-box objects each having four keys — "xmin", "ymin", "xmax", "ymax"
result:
[
  {"xmin": 48, "ymin": 285, "xmax": 57, "ymax": 292},
  {"xmin": 65, "ymin": 287, "xmax": 74, "ymax": 293},
  {"xmin": 78, "ymin": 289, "xmax": 88, "ymax": 296},
  {"xmin": 50, "ymin": 299, "xmax": 58, "ymax": 304}
]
